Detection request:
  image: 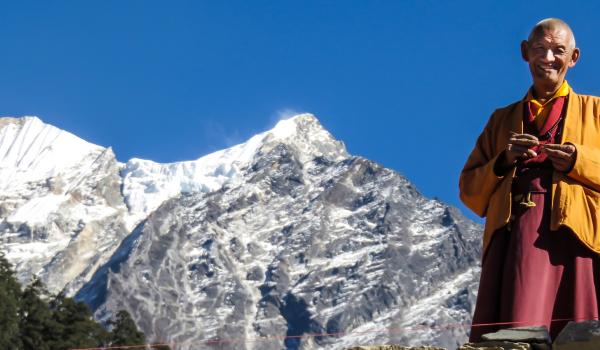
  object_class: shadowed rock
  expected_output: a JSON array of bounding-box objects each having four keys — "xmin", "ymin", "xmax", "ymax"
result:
[
  {"xmin": 346, "ymin": 346, "xmax": 446, "ymax": 350},
  {"xmin": 553, "ymin": 320, "xmax": 600, "ymax": 350},
  {"xmin": 458, "ymin": 341, "xmax": 531, "ymax": 349},
  {"xmin": 481, "ymin": 326, "xmax": 550, "ymax": 344}
]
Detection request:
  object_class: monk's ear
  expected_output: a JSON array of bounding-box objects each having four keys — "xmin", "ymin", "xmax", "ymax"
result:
[
  {"xmin": 568, "ymin": 48, "xmax": 580, "ymax": 68},
  {"xmin": 521, "ymin": 40, "xmax": 529, "ymax": 62}
]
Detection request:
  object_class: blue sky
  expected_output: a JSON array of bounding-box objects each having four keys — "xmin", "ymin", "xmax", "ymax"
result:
[{"xmin": 1, "ymin": 1, "xmax": 600, "ymax": 221}]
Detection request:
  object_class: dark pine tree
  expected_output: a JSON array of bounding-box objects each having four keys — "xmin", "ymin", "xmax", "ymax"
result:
[
  {"xmin": 19, "ymin": 278, "xmax": 54, "ymax": 350},
  {"xmin": 108, "ymin": 310, "xmax": 145, "ymax": 346},
  {"xmin": 0, "ymin": 252, "xmax": 22, "ymax": 349},
  {"xmin": 47, "ymin": 293, "xmax": 108, "ymax": 350},
  {"xmin": 108, "ymin": 309, "xmax": 172, "ymax": 350},
  {"xmin": 1, "ymin": 254, "xmax": 169, "ymax": 350}
]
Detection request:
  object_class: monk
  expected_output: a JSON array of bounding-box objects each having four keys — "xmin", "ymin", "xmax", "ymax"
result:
[{"xmin": 460, "ymin": 18, "xmax": 600, "ymax": 342}]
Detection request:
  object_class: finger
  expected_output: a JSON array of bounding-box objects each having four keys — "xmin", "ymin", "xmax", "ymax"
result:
[
  {"xmin": 510, "ymin": 139, "xmax": 539, "ymax": 146},
  {"xmin": 546, "ymin": 156, "xmax": 572, "ymax": 172},
  {"xmin": 509, "ymin": 134, "xmax": 537, "ymax": 140},
  {"xmin": 544, "ymin": 153, "xmax": 563, "ymax": 165},
  {"xmin": 508, "ymin": 148, "xmax": 537, "ymax": 159},
  {"xmin": 508, "ymin": 144, "xmax": 531, "ymax": 152},
  {"xmin": 509, "ymin": 135, "xmax": 539, "ymax": 142},
  {"xmin": 525, "ymin": 149, "xmax": 538, "ymax": 158},
  {"xmin": 551, "ymin": 159, "xmax": 570, "ymax": 171},
  {"xmin": 508, "ymin": 149, "xmax": 537, "ymax": 159},
  {"xmin": 546, "ymin": 155, "xmax": 567, "ymax": 165},
  {"xmin": 542, "ymin": 143, "xmax": 576, "ymax": 151},
  {"xmin": 542, "ymin": 148, "xmax": 570, "ymax": 159},
  {"xmin": 509, "ymin": 132, "xmax": 539, "ymax": 140}
]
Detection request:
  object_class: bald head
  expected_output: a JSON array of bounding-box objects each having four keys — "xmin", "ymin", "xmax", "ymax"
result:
[{"xmin": 528, "ymin": 18, "xmax": 576, "ymax": 49}]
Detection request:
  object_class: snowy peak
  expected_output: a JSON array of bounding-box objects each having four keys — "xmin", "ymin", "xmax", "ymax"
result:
[
  {"xmin": 121, "ymin": 113, "xmax": 349, "ymax": 225},
  {"xmin": 0, "ymin": 116, "xmax": 126, "ymax": 294},
  {"xmin": 0, "ymin": 116, "xmax": 105, "ymax": 189},
  {"xmin": 0, "ymin": 114, "xmax": 347, "ymax": 230},
  {"xmin": 0, "ymin": 112, "xmax": 354, "ymax": 293},
  {"xmin": 83, "ymin": 122, "xmax": 481, "ymax": 350},
  {"xmin": 262, "ymin": 113, "xmax": 348, "ymax": 163}
]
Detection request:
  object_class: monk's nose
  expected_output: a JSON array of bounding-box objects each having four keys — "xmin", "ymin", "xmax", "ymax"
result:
[{"xmin": 543, "ymin": 48, "xmax": 556, "ymax": 62}]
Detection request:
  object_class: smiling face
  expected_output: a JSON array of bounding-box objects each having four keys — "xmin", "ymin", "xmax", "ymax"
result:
[{"xmin": 521, "ymin": 22, "xmax": 580, "ymax": 96}]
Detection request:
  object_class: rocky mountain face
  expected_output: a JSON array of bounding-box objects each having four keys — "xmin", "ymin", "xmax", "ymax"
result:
[
  {"xmin": 0, "ymin": 114, "xmax": 482, "ymax": 350},
  {"xmin": 0, "ymin": 116, "xmax": 129, "ymax": 295}
]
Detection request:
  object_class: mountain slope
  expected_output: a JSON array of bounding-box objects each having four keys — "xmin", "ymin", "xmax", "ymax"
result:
[
  {"xmin": 0, "ymin": 116, "xmax": 128, "ymax": 294},
  {"xmin": 0, "ymin": 114, "xmax": 482, "ymax": 349}
]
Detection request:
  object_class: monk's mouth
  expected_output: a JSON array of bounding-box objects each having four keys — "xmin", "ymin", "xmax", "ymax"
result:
[{"xmin": 536, "ymin": 64, "xmax": 557, "ymax": 73}]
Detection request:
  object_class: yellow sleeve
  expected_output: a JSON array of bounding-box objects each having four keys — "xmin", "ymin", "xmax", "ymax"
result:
[
  {"xmin": 567, "ymin": 143, "xmax": 600, "ymax": 192},
  {"xmin": 459, "ymin": 113, "xmax": 506, "ymax": 217}
]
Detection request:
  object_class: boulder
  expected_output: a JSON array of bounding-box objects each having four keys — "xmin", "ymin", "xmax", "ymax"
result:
[
  {"xmin": 346, "ymin": 346, "xmax": 445, "ymax": 350},
  {"xmin": 481, "ymin": 326, "xmax": 550, "ymax": 345},
  {"xmin": 553, "ymin": 320, "xmax": 600, "ymax": 350},
  {"xmin": 458, "ymin": 341, "xmax": 530, "ymax": 349}
]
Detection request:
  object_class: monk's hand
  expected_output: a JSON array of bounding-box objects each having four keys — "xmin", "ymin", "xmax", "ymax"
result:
[
  {"xmin": 541, "ymin": 143, "xmax": 577, "ymax": 172},
  {"xmin": 504, "ymin": 132, "xmax": 539, "ymax": 165}
]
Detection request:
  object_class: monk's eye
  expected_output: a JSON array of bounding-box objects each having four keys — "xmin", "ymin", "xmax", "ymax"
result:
[{"xmin": 553, "ymin": 48, "xmax": 567, "ymax": 56}]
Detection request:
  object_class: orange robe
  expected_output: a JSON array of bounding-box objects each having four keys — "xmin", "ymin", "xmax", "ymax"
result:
[{"xmin": 459, "ymin": 88, "xmax": 600, "ymax": 255}]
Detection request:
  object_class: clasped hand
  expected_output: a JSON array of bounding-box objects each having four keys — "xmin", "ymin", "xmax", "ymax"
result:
[{"xmin": 505, "ymin": 132, "xmax": 576, "ymax": 172}]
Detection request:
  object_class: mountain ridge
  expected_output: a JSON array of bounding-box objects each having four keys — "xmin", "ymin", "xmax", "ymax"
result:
[{"xmin": 0, "ymin": 114, "xmax": 481, "ymax": 349}]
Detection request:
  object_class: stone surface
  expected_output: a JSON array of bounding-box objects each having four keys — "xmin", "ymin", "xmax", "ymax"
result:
[
  {"xmin": 459, "ymin": 341, "xmax": 530, "ymax": 349},
  {"xmin": 553, "ymin": 320, "xmax": 600, "ymax": 350},
  {"xmin": 481, "ymin": 326, "xmax": 550, "ymax": 344},
  {"xmin": 346, "ymin": 346, "xmax": 445, "ymax": 350},
  {"xmin": 529, "ymin": 344, "xmax": 550, "ymax": 350}
]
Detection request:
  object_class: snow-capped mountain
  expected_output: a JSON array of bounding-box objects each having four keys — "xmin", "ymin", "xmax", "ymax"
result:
[
  {"xmin": 0, "ymin": 116, "xmax": 128, "ymax": 294},
  {"xmin": 0, "ymin": 114, "xmax": 482, "ymax": 349}
]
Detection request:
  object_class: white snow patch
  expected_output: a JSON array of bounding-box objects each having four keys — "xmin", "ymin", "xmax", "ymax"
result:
[
  {"xmin": 400, "ymin": 267, "xmax": 478, "ymax": 323},
  {"xmin": 0, "ymin": 116, "xmax": 103, "ymax": 189},
  {"xmin": 4, "ymin": 239, "xmax": 71, "ymax": 262},
  {"xmin": 7, "ymin": 194, "xmax": 67, "ymax": 224},
  {"xmin": 120, "ymin": 113, "xmax": 330, "ymax": 229}
]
